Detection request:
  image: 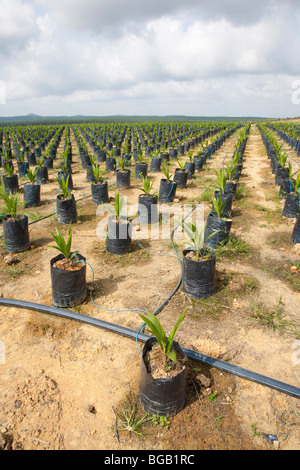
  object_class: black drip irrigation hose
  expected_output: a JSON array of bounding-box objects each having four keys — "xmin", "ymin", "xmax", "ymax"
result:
[{"xmin": 0, "ymin": 297, "xmax": 300, "ymax": 400}]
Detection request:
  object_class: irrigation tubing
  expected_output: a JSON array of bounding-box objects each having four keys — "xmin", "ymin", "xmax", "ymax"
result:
[{"xmin": 0, "ymin": 297, "xmax": 299, "ymax": 400}]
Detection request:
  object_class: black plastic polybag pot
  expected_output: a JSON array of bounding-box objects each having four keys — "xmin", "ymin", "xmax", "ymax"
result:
[
  {"xmin": 182, "ymin": 249, "xmax": 216, "ymax": 299},
  {"xmin": 116, "ymin": 169, "xmax": 131, "ymax": 189},
  {"xmin": 135, "ymin": 162, "xmax": 148, "ymax": 179},
  {"xmin": 27, "ymin": 152, "xmax": 37, "ymax": 165},
  {"xmin": 17, "ymin": 161, "xmax": 29, "ymax": 178},
  {"xmin": 169, "ymin": 148, "xmax": 177, "ymax": 159},
  {"xmin": 105, "ymin": 216, "xmax": 131, "ymax": 255},
  {"xmin": 97, "ymin": 150, "xmax": 106, "ymax": 162},
  {"xmin": 184, "ymin": 162, "xmax": 195, "ymax": 179},
  {"xmin": 91, "ymin": 181, "xmax": 109, "ymax": 205},
  {"xmin": 36, "ymin": 167, "xmax": 48, "ymax": 184},
  {"xmin": 174, "ymin": 169, "xmax": 188, "ymax": 189},
  {"xmin": 43, "ymin": 157, "xmax": 54, "ymax": 169},
  {"xmin": 86, "ymin": 164, "xmax": 96, "ymax": 183},
  {"xmin": 139, "ymin": 337, "xmax": 188, "ymax": 417},
  {"xmin": 56, "ymin": 194, "xmax": 77, "ymax": 225},
  {"xmin": 23, "ymin": 184, "xmax": 41, "ymax": 208},
  {"xmin": 292, "ymin": 215, "xmax": 300, "ymax": 245},
  {"xmin": 50, "ymin": 253, "xmax": 87, "ymax": 308},
  {"xmin": 138, "ymin": 194, "xmax": 159, "ymax": 224},
  {"xmin": 106, "ymin": 157, "xmax": 116, "ymax": 173},
  {"xmin": 282, "ymin": 193, "xmax": 300, "ymax": 218},
  {"xmin": 3, "ymin": 175, "xmax": 19, "ymax": 195},
  {"xmin": 3, "ymin": 215, "xmax": 30, "ymax": 253},
  {"xmin": 275, "ymin": 167, "xmax": 289, "ymax": 187},
  {"xmin": 150, "ymin": 157, "xmax": 161, "ymax": 172},
  {"xmin": 159, "ymin": 179, "xmax": 177, "ymax": 203},
  {"xmin": 224, "ymin": 181, "xmax": 237, "ymax": 196},
  {"xmin": 204, "ymin": 213, "xmax": 232, "ymax": 248},
  {"xmin": 193, "ymin": 156, "xmax": 204, "ymax": 171}
]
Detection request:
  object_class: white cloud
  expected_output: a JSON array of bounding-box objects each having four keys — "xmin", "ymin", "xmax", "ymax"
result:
[{"xmin": 1, "ymin": 0, "xmax": 300, "ymax": 117}]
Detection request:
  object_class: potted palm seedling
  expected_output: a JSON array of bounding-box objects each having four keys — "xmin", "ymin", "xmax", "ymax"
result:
[
  {"xmin": 213, "ymin": 168, "xmax": 233, "ymax": 218},
  {"xmin": 135, "ymin": 150, "xmax": 148, "ymax": 179},
  {"xmin": 90, "ymin": 164, "xmax": 109, "ymax": 205},
  {"xmin": 159, "ymin": 162, "xmax": 177, "ymax": 203},
  {"xmin": 17, "ymin": 151, "xmax": 30, "ymax": 178},
  {"xmin": 106, "ymin": 148, "xmax": 117, "ymax": 173},
  {"xmin": 58, "ymin": 158, "xmax": 73, "ymax": 190},
  {"xmin": 2, "ymin": 163, "xmax": 19, "ymax": 195},
  {"xmin": 105, "ymin": 190, "xmax": 131, "ymax": 255},
  {"xmin": 35, "ymin": 157, "xmax": 48, "ymax": 184},
  {"xmin": 150, "ymin": 148, "xmax": 162, "ymax": 172},
  {"xmin": 116, "ymin": 157, "xmax": 131, "ymax": 189},
  {"xmin": 174, "ymin": 158, "xmax": 188, "ymax": 189},
  {"xmin": 23, "ymin": 167, "xmax": 41, "ymax": 208},
  {"xmin": 282, "ymin": 169, "xmax": 300, "ymax": 218},
  {"xmin": 204, "ymin": 197, "xmax": 232, "ymax": 248},
  {"xmin": 0, "ymin": 188, "xmax": 30, "ymax": 253},
  {"xmin": 138, "ymin": 308, "xmax": 188, "ymax": 417},
  {"xmin": 49, "ymin": 223, "xmax": 87, "ymax": 308},
  {"xmin": 138, "ymin": 175, "xmax": 159, "ymax": 224},
  {"xmin": 56, "ymin": 175, "xmax": 77, "ymax": 225},
  {"xmin": 224, "ymin": 163, "xmax": 238, "ymax": 196},
  {"xmin": 193, "ymin": 148, "xmax": 205, "ymax": 171},
  {"xmin": 181, "ymin": 220, "xmax": 216, "ymax": 299},
  {"xmin": 184, "ymin": 150, "xmax": 195, "ymax": 179}
]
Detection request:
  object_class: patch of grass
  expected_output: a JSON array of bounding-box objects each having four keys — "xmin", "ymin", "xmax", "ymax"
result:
[
  {"xmin": 250, "ymin": 297, "xmax": 300, "ymax": 339},
  {"xmin": 216, "ymin": 235, "xmax": 252, "ymax": 259},
  {"xmin": 4, "ymin": 264, "xmax": 30, "ymax": 278},
  {"xmin": 112, "ymin": 393, "xmax": 152, "ymax": 439}
]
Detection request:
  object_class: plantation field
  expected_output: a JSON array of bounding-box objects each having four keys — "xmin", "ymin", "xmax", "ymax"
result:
[{"xmin": 0, "ymin": 120, "xmax": 299, "ymax": 451}]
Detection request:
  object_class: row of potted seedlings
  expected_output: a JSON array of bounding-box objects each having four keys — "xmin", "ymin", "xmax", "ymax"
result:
[{"xmin": 258, "ymin": 124, "xmax": 300, "ymax": 245}]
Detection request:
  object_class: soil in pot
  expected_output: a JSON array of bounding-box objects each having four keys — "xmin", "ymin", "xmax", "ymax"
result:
[
  {"xmin": 139, "ymin": 338, "xmax": 188, "ymax": 417},
  {"xmin": 50, "ymin": 253, "xmax": 87, "ymax": 308}
]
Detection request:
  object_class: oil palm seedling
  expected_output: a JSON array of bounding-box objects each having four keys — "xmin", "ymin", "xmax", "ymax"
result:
[
  {"xmin": 139, "ymin": 308, "xmax": 188, "ymax": 417},
  {"xmin": 105, "ymin": 190, "xmax": 131, "ymax": 255},
  {"xmin": 49, "ymin": 223, "xmax": 87, "ymax": 308},
  {"xmin": 138, "ymin": 175, "xmax": 158, "ymax": 224},
  {"xmin": 3, "ymin": 162, "xmax": 19, "ymax": 195},
  {"xmin": 56, "ymin": 174, "xmax": 77, "ymax": 225},
  {"xmin": 116, "ymin": 157, "xmax": 131, "ymax": 189},
  {"xmin": 23, "ymin": 167, "xmax": 41, "ymax": 208},
  {"xmin": 159, "ymin": 162, "xmax": 177, "ymax": 203},
  {"xmin": 0, "ymin": 188, "xmax": 30, "ymax": 253}
]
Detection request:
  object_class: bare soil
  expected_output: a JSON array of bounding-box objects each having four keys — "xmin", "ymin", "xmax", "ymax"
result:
[{"xmin": 0, "ymin": 123, "xmax": 299, "ymax": 451}]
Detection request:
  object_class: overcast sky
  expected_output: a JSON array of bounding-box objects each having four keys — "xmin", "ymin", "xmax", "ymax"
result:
[{"xmin": 0, "ymin": 0, "xmax": 300, "ymax": 118}]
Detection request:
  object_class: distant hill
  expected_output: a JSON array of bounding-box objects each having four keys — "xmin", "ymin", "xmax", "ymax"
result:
[{"xmin": 0, "ymin": 113, "xmax": 270, "ymax": 125}]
